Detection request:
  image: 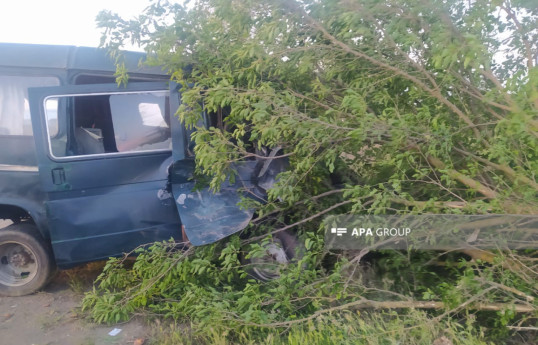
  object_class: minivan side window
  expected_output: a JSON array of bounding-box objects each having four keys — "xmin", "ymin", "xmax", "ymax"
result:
[
  {"xmin": 0, "ymin": 75, "xmax": 59, "ymax": 136},
  {"xmin": 44, "ymin": 90, "xmax": 171, "ymax": 158}
]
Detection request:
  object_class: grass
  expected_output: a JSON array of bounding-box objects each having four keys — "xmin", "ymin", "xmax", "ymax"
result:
[{"xmin": 145, "ymin": 310, "xmax": 494, "ymax": 345}]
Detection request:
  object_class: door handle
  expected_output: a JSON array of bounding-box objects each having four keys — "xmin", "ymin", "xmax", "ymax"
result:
[{"xmin": 51, "ymin": 168, "xmax": 65, "ymax": 185}]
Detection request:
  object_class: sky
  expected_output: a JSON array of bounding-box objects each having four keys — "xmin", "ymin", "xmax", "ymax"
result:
[{"xmin": 0, "ymin": 0, "xmax": 167, "ymax": 50}]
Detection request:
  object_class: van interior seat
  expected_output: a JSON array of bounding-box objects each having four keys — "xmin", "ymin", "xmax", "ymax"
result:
[{"xmin": 75, "ymin": 127, "xmax": 105, "ymax": 155}]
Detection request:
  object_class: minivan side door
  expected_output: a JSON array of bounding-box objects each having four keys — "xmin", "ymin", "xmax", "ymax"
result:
[{"xmin": 28, "ymin": 82, "xmax": 182, "ymax": 267}]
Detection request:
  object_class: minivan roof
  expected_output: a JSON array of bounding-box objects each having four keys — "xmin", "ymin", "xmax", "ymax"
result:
[{"xmin": 0, "ymin": 42, "xmax": 168, "ymax": 76}]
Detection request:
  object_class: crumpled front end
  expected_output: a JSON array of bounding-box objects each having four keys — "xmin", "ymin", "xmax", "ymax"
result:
[{"xmin": 171, "ymin": 156, "xmax": 287, "ymax": 246}]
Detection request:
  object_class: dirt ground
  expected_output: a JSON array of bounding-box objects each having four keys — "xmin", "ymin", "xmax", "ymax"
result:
[{"xmin": 0, "ymin": 220, "xmax": 151, "ymax": 345}]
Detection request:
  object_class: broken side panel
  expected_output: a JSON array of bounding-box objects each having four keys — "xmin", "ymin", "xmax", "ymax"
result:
[
  {"xmin": 169, "ymin": 83, "xmax": 289, "ymax": 246},
  {"xmin": 171, "ymin": 180, "xmax": 255, "ymax": 246},
  {"xmin": 169, "ymin": 160, "xmax": 273, "ymax": 246}
]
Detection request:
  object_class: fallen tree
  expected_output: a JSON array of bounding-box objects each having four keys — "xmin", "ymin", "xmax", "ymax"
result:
[{"xmin": 85, "ymin": 0, "xmax": 537, "ymax": 343}]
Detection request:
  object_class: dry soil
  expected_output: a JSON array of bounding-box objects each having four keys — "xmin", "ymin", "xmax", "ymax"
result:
[{"xmin": 0, "ymin": 220, "xmax": 150, "ymax": 345}]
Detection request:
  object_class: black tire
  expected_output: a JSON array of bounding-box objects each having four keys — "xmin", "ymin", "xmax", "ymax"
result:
[
  {"xmin": 0, "ymin": 223, "xmax": 55, "ymax": 296},
  {"xmin": 243, "ymin": 230, "xmax": 303, "ymax": 281}
]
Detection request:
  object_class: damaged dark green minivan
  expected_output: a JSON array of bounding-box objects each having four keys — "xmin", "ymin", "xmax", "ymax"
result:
[{"xmin": 0, "ymin": 43, "xmax": 290, "ymax": 296}]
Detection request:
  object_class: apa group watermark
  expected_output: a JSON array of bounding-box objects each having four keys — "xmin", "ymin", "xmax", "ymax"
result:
[
  {"xmin": 325, "ymin": 215, "xmax": 538, "ymax": 250},
  {"xmin": 332, "ymin": 227, "xmax": 411, "ymax": 237},
  {"xmin": 330, "ymin": 227, "xmax": 348, "ymax": 236}
]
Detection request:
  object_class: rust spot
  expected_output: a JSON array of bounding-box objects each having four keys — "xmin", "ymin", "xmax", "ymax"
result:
[{"xmin": 181, "ymin": 225, "xmax": 191, "ymax": 247}]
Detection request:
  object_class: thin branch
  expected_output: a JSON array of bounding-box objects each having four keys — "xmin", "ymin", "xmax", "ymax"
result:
[
  {"xmin": 479, "ymin": 279, "xmax": 535, "ymax": 302},
  {"xmin": 251, "ymin": 189, "xmax": 347, "ymax": 224},
  {"xmin": 283, "ymin": 1, "xmax": 483, "ymax": 140},
  {"xmin": 243, "ymin": 152, "xmax": 294, "ymax": 160},
  {"xmin": 454, "ymin": 147, "xmax": 538, "ymax": 191},
  {"xmin": 506, "ymin": 326, "xmax": 538, "ymax": 331},
  {"xmin": 406, "ymin": 143, "xmax": 499, "ymax": 199},
  {"xmin": 246, "ymin": 199, "xmax": 355, "ymax": 243},
  {"xmin": 501, "ymin": 3, "xmax": 534, "ymax": 70},
  {"xmin": 234, "ymin": 298, "xmax": 535, "ymax": 328},
  {"xmin": 425, "ymin": 155, "xmax": 498, "ymax": 199},
  {"xmin": 390, "ymin": 197, "xmax": 467, "ymax": 209}
]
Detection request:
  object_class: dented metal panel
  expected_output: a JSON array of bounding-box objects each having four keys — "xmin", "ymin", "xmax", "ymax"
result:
[
  {"xmin": 170, "ymin": 161, "xmax": 263, "ymax": 246},
  {"xmin": 170, "ymin": 155, "xmax": 287, "ymax": 245},
  {"xmin": 172, "ymin": 181, "xmax": 254, "ymax": 245}
]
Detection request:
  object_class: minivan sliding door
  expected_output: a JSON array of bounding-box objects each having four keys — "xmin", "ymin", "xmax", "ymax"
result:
[{"xmin": 28, "ymin": 82, "xmax": 181, "ymax": 267}]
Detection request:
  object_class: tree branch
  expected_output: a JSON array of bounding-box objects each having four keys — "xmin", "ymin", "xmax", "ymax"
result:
[
  {"xmin": 501, "ymin": 3, "xmax": 534, "ymax": 70},
  {"xmin": 283, "ymin": 1, "xmax": 483, "ymax": 140},
  {"xmin": 235, "ymin": 298, "xmax": 535, "ymax": 328},
  {"xmin": 454, "ymin": 147, "xmax": 538, "ymax": 192},
  {"xmin": 246, "ymin": 199, "xmax": 355, "ymax": 243}
]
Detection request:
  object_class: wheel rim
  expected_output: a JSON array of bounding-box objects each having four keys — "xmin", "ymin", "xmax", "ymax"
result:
[
  {"xmin": 250, "ymin": 239, "xmax": 290, "ymax": 281},
  {"xmin": 0, "ymin": 241, "xmax": 39, "ymax": 287}
]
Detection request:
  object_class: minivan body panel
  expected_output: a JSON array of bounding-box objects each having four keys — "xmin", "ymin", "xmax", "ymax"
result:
[
  {"xmin": 170, "ymin": 172, "xmax": 257, "ymax": 246},
  {"xmin": 1, "ymin": 44, "xmax": 282, "ymax": 269},
  {"xmin": 28, "ymin": 82, "xmax": 182, "ymax": 267}
]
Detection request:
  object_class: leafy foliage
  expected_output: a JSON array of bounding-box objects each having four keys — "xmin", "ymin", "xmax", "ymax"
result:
[
  {"xmin": 86, "ymin": 0, "xmax": 538, "ymax": 343},
  {"xmin": 83, "ymin": 240, "xmax": 537, "ymax": 343},
  {"xmin": 99, "ymin": 0, "xmax": 537, "ymax": 215}
]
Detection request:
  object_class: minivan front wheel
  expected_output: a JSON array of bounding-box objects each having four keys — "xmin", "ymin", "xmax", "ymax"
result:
[
  {"xmin": 244, "ymin": 231, "xmax": 302, "ymax": 281},
  {"xmin": 0, "ymin": 223, "xmax": 55, "ymax": 296}
]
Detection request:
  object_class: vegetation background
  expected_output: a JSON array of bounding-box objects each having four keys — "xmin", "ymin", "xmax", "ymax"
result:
[{"xmin": 84, "ymin": 0, "xmax": 537, "ymax": 343}]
